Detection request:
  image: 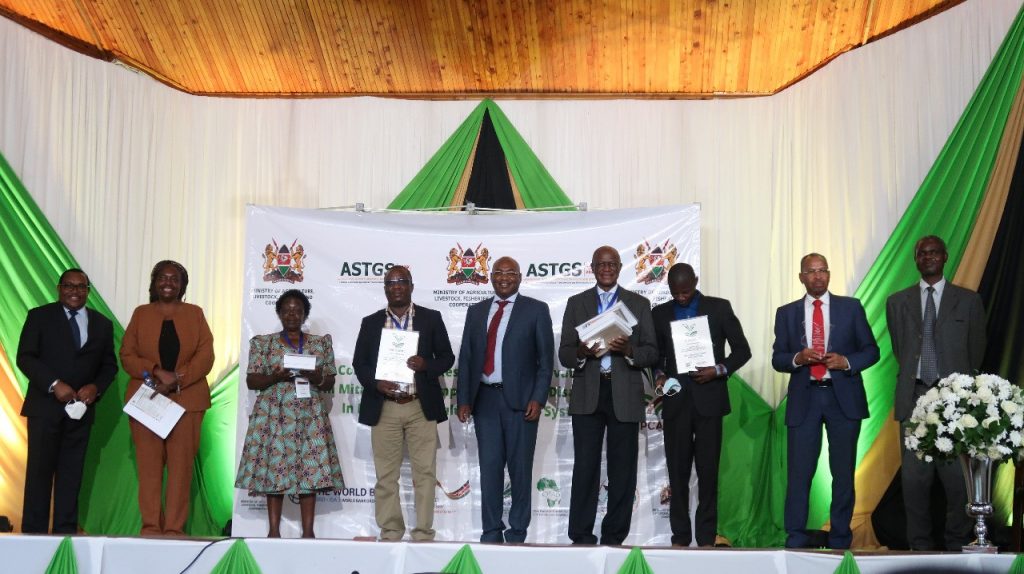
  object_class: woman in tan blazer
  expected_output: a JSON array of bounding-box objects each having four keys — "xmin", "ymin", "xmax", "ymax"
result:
[{"xmin": 120, "ymin": 260, "xmax": 214, "ymax": 536}]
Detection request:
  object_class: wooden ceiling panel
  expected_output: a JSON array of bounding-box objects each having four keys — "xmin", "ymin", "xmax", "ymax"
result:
[{"xmin": 0, "ymin": 0, "xmax": 965, "ymax": 98}]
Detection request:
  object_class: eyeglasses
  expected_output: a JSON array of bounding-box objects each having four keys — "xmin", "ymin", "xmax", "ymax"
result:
[
  {"xmin": 592, "ymin": 261, "xmax": 621, "ymax": 269},
  {"xmin": 59, "ymin": 283, "xmax": 90, "ymax": 291},
  {"xmin": 800, "ymin": 268, "xmax": 830, "ymax": 276},
  {"xmin": 384, "ymin": 279, "xmax": 412, "ymax": 286},
  {"xmin": 492, "ymin": 270, "xmax": 521, "ymax": 278}
]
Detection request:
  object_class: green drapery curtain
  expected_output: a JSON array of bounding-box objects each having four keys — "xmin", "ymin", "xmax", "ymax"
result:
[
  {"xmin": 209, "ymin": 539, "xmax": 262, "ymax": 574},
  {"xmin": 43, "ymin": 537, "xmax": 78, "ymax": 574},
  {"xmin": 388, "ymin": 100, "xmax": 573, "ymax": 210},
  {"xmin": 800, "ymin": 0, "xmax": 1024, "ymax": 528},
  {"xmin": 0, "ymin": 151, "xmax": 234, "ymax": 535},
  {"xmin": 3, "ymin": 10, "xmax": 1023, "ymax": 539}
]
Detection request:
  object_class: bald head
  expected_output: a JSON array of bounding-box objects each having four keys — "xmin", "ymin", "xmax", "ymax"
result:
[{"xmin": 492, "ymin": 256, "xmax": 522, "ymax": 299}]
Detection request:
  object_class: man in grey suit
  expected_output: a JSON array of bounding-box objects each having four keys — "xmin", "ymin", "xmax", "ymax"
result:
[
  {"xmin": 886, "ymin": 235, "xmax": 987, "ymax": 550},
  {"xmin": 558, "ymin": 245, "xmax": 658, "ymax": 545},
  {"xmin": 457, "ymin": 256, "xmax": 554, "ymax": 543}
]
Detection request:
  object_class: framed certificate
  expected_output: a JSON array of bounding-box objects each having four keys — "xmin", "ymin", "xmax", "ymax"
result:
[
  {"xmin": 670, "ymin": 315, "xmax": 715, "ymax": 373},
  {"xmin": 375, "ymin": 329, "xmax": 419, "ymax": 385}
]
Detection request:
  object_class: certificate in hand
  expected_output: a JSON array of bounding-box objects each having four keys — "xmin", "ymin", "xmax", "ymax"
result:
[
  {"xmin": 670, "ymin": 315, "xmax": 716, "ymax": 373},
  {"xmin": 283, "ymin": 353, "xmax": 316, "ymax": 371},
  {"xmin": 376, "ymin": 329, "xmax": 419, "ymax": 386},
  {"xmin": 123, "ymin": 384, "xmax": 186, "ymax": 439}
]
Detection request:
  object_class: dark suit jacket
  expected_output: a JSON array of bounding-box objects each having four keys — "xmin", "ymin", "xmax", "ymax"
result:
[
  {"xmin": 558, "ymin": 286, "xmax": 658, "ymax": 423},
  {"xmin": 652, "ymin": 293, "xmax": 751, "ymax": 418},
  {"xmin": 17, "ymin": 302, "xmax": 118, "ymax": 422},
  {"xmin": 457, "ymin": 294, "xmax": 554, "ymax": 411},
  {"xmin": 886, "ymin": 281, "xmax": 986, "ymax": 421},
  {"xmin": 354, "ymin": 304, "xmax": 455, "ymax": 426},
  {"xmin": 771, "ymin": 294, "xmax": 879, "ymax": 426}
]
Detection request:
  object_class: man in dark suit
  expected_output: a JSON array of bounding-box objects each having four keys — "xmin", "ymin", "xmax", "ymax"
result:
[
  {"xmin": 353, "ymin": 265, "xmax": 455, "ymax": 541},
  {"xmin": 652, "ymin": 263, "xmax": 751, "ymax": 547},
  {"xmin": 457, "ymin": 256, "xmax": 554, "ymax": 543},
  {"xmin": 772, "ymin": 253, "xmax": 879, "ymax": 549},
  {"xmin": 558, "ymin": 245, "xmax": 658, "ymax": 545},
  {"xmin": 17, "ymin": 268, "xmax": 117, "ymax": 533},
  {"xmin": 886, "ymin": 235, "xmax": 986, "ymax": 550}
]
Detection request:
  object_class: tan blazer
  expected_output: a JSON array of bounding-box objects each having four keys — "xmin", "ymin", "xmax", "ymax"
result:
[{"xmin": 120, "ymin": 302, "xmax": 214, "ymax": 411}]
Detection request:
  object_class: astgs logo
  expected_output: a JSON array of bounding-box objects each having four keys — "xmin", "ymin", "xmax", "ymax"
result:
[
  {"xmin": 634, "ymin": 240, "xmax": 678, "ymax": 284},
  {"xmin": 446, "ymin": 243, "xmax": 491, "ymax": 285},
  {"xmin": 262, "ymin": 239, "xmax": 305, "ymax": 283}
]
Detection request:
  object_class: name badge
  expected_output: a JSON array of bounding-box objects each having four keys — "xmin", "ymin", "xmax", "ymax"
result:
[{"xmin": 294, "ymin": 377, "xmax": 311, "ymax": 399}]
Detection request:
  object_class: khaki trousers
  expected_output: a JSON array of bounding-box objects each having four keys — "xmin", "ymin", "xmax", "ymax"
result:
[
  {"xmin": 130, "ymin": 411, "xmax": 204, "ymax": 536},
  {"xmin": 371, "ymin": 399, "xmax": 438, "ymax": 541}
]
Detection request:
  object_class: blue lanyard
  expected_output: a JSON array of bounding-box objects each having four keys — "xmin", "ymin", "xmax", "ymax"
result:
[
  {"xmin": 281, "ymin": 331, "xmax": 304, "ymax": 354},
  {"xmin": 388, "ymin": 310, "xmax": 410, "ymax": 330},
  {"xmin": 597, "ymin": 289, "xmax": 619, "ymax": 314}
]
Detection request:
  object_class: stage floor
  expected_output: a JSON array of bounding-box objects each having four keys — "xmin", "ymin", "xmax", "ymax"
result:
[{"xmin": 0, "ymin": 535, "xmax": 1018, "ymax": 573}]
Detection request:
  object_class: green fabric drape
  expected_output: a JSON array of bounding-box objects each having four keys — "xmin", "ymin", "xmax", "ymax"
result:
[
  {"xmin": 800, "ymin": 0, "xmax": 1024, "ymax": 527},
  {"xmin": 0, "ymin": 150, "xmax": 233, "ymax": 535},
  {"xmin": 209, "ymin": 539, "xmax": 262, "ymax": 574},
  {"xmin": 440, "ymin": 544, "xmax": 483, "ymax": 574},
  {"xmin": 43, "ymin": 537, "xmax": 78, "ymax": 574},
  {"xmin": 717, "ymin": 378, "xmax": 787, "ymax": 546},
  {"xmin": 832, "ymin": 551, "xmax": 861, "ymax": 574},
  {"xmin": 388, "ymin": 100, "xmax": 574, "ymax": 210},
  {"xmin": 1008, "ymin": 553, "xmax": 1024, "ymax": 574},
  {"xmin": 615, "ymin": 547, "xmax": 654, "ymax": 574}
]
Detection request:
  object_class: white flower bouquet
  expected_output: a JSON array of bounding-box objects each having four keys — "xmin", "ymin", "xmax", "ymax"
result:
[{"xmin": 905, "ymin": 373, "xmax": 1024, "ymax": 462}]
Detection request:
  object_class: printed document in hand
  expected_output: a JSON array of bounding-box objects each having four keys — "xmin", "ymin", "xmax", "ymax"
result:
[
  {"xmin": 123, "ymin": 384, "xmax": 185, "ymax": 439},
  {"xmin": 670, "ymin": 315, "xmax": 715, "ymax": 373},
  {"xmin": 376, "ymin": 329, "xmax": 419, "ymax": 386},
  {"xmin": 575, "ymin": 301, "xmax": 638, "ymax": 357}
]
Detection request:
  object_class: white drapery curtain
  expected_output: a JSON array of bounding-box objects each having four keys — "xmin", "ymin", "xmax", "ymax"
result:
[{"xmin": 0, "ymin": 0, "xmax": 1019, "ymax": 404}]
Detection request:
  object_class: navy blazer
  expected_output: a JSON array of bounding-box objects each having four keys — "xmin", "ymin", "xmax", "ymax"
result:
[
  {"xmin": 771, "ymin": 294, "xmax": 879, "ymax": 426},
  {"xmin": 17, "ymin": 302, "xmax": 118, "ymax": 422},
  {"xmin": 353, "ymin": 304, "xmax": 455, "ymax": 426},
  {"xmin": 457, "ymin": 294, "xmax": 554, "ymax": 412},
  {"xmin": 652, "ymin": 293, "xmax": 751, "ymax": 418}
]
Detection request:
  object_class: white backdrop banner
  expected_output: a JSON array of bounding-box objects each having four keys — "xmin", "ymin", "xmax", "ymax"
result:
[{"xmin": 232, "ymin": 205, "xmax": 700, "ymax": 544}]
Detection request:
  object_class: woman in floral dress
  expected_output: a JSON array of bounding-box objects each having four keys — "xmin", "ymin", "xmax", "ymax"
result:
[{"xmin": 235, "ymin": 289, "xmax": 344, "ymax": 538}]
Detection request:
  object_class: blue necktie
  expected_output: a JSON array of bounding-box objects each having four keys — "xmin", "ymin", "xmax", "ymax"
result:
[
  {"xmin": 69, "ymin": 309, "xmax": 82, "ymax": 349},
  {"xmin": 600, "ymin": 292, "xmax": 612, "ymax": 371}
]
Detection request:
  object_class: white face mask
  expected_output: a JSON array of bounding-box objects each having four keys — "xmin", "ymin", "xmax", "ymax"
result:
[
  {"xmin": 656, "ymin": 377, "xmax": 683, "ymax": 397},
  {"xmin": 65, "ymin": 400, "xmax": 87, "ymax": 420}
]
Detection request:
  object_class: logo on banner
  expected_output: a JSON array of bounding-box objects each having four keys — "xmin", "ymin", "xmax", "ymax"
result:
[
  {"xmin": 446, "ymin": 244, "xmax": 490, "ymax": 285},
  {"xmin": 537, "ymin": 477, "xmax": 561, "ymax": 507},
  {"xmin": 437, "ymin": 479, "xmax": 472, "ymax": 500},
  {"xmin": 634, "ymin": 240, "xmax": 678, "ymax": 284},
  {"xmin": 262, "ymin": 239, "xmax": 305, "ymax": 283},
  {"xmin": 659, "ymin": 484, "xmax": 672, "ymax": 506}
]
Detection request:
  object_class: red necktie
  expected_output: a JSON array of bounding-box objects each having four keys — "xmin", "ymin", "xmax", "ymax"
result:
[
  {"xmin": 811, "ymin": 299, "xmax": 826, "ymax": 380},
  {"xmin": 483, "ymin": 300, "xmax": 509, "ymax": 376}
]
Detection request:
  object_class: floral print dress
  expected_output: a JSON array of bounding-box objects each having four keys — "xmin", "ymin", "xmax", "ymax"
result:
[{"xmin": 235, "ymin": 333, "xmax": 344, "ymax": 494}]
